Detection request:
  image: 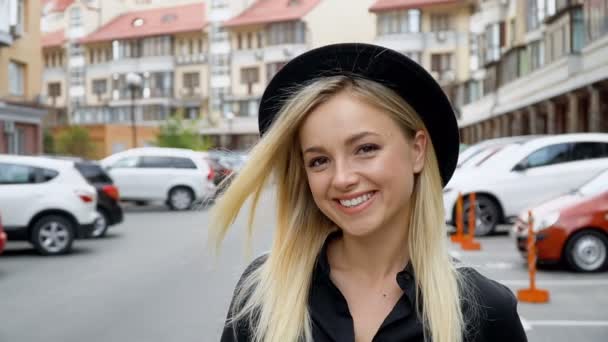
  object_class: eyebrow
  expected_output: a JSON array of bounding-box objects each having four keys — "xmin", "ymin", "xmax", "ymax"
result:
[{"xmin": 302, "ymin": 131, "xmax": 380, "ymax": 154}]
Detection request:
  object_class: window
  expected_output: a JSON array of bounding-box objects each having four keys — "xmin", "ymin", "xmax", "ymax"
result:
[
  {"xmin": 431, "ymin": 53, "xmax": 453, "ymax": 73},
  {"xmin": 484, "ymin": 23, "xmax": 501, "ymax": 63},
  {"xmin": 48, "ymin": 82, "xmax": 61, "ymax": 97},
  {"xmin": 93, "ymin": 79, "xmax": 107, "ymax": 96},
  {"xmin": 237, "ymin": 33, "xmax": 242, "ymax": 50},
  {"xmin": 571, "ymin": 8, "xmax": 585, "ymax": 52},
  {"xmin": 75, "ymin": 163, "xmax": 113, "ymax": 184},
  {"xmin": 430, "ymin": 14, "xmax": 450, "ymax": 32},
  {"xmin": 183, "ymin": 72, "xmax": 200, "ymax": 89},
  {"xmin": 247, "ymin": 32, "xmax": 253, "ymax": 49},
  {"xmin": 585, "ymin": 0, "xmax": 608, "ymax": 43},
  {"xmin": 266, "ymin": 62, "xmax": 286, "ymax": 83},
  {"xmin": 172, "ymin": 157, "xmax": 197, "ymax": 169},
  {"xmin": 571, "ymin": 142, "xmax": 608, "ymax": 161},
  {"xmin": 0, "ymin": 163, "xmax": 37, "ymax": 184},
  {"xmin": 266, "ymin": 21, "xmax": 306, "ymax": 45},
  {"xmin": 70, "ymin": 7, "xmax": 82, "ymax": 28},
  {"xmin": 8, "ymin": 61, "xmax": 25, "ymax": 96},
  {"xmin": 523, "ymin": 143, "xmax": 571, "ymax": 169},
  {"xmin": 377, "ymin": 9, "xmax": 421, "ymax": 35},
  {"xmin": 112, "ymin": 157, "xmax": 139, "ymax": 168},
  {"xmin": 139, "ymin": 156, "xmax": 175, "ymax": 168},
  {"xmin": 241, "ymin": 67, "xmax": 260, "ymax": 95}
]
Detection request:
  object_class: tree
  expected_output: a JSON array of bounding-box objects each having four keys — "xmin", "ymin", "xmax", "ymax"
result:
[
  {"xmin": 156, "ymin": 110, "xmax": 212, "ymax": 151},
  {"xmin": 55, "ymin": 126, "xmax": 96, "ymax": 159},
  {"xmin": 43, "ymin": 128, "xmax": 55, "ymax": 154}
]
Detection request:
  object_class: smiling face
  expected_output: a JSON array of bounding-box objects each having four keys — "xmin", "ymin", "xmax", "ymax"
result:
[{"xmin": 299, "ymin": 90, "xmax": 427, "ymax": 238}]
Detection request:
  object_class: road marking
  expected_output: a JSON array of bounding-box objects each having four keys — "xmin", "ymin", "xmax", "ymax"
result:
[
  {"xmin": 527, "ymin": 320, "xmax": 608, "ymax": 327},
  {"xmin": 520, "ymin": 317, "xmax": 532, "ymax": 331},
  {"xmin": 499, "ymin": 279, "xmax": 608, "ymax": 287}
]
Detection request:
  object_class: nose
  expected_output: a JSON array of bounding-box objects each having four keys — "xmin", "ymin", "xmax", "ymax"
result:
[{"xmin": 332, "ymin": 159, "xmax": 358, "ymax": 191}]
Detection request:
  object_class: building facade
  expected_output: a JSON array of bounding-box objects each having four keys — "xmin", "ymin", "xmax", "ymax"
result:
[
  {"xmin": 458, "ymin": 0, "xmax": 608, "ymax": 143},
  {"xmin": 1, "ymin": 0, "xmax": 46, "ymax": 155}
]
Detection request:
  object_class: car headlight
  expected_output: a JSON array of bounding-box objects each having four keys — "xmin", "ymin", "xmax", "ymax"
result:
[{"xmin": 533, "ymin": 211, "xmax": 560, "ymax": 232}]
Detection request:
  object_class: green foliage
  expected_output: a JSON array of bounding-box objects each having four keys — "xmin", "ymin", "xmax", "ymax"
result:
[
  {"xmin": 43, "ymin": 129, "xmax": 55, "ymax": 154},
  {"xmin": 156, "ymin": 109, "xmax": 212, "ymax": 151},
  {"xmin": 55, "ymin": 126, "xmax": 96, "ymax": 158}
]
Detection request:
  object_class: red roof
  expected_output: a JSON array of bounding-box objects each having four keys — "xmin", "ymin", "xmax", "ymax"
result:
[
  {"xmin": 224, "ymin": 0, "xmax": 321, "ymax": 27},
  {"xmin": 369, "ymin": 0, "xmax": 460, "ymax": 12},
  {"xmin": 81, "ymin": 3, "xmax": 206, "ymax": 44},
  {"xmin": 43, "ymin": 0, "xmax": 75, "ymax": 13},
  {"xmin": 42, "ymin": 29, "xmax": 65, "ymax": 48}
]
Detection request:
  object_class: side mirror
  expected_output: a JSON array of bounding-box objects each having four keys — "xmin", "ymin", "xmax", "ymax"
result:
[{"xmin": 513, "ymin": 162, "xmax": 528, "ymax": 172}]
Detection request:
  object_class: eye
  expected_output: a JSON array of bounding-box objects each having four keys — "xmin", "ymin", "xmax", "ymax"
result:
[
  {"xmin": 308, "ymin": 156, "xmax": 328, "ymax": 168},
  {"xmin": 357, "ymin": 143, "xmax": 380, "ymax": 154}
]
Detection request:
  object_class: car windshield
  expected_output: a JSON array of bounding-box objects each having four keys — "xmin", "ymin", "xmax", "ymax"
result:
[{"xmin": 578, "ymin": 169, "xmax": 608, "ymax": 197}]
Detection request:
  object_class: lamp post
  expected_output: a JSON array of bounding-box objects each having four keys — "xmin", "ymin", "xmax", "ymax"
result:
[
  {"xmin": 126, "ymin": 72, "xmax": 143, "ymax": 148},
  {"xmin": 225, "ymin": 111, "xmax": 235, "ymax": 150}
]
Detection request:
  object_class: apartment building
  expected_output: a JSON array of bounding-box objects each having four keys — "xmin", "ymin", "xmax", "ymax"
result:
[
  {"xmin": 0, "ymin": 0, "xmax": 46, "ymax": 155},
  {"xmin": 370, "ymin": 0, "xmax": 473, "ymax": 105},
  {"xmin": 41, "ymin": 1, "xmax": 207, "ymax": 155},
  {"xmin": 458, "ymin": 0, "xmax": 608, "ymax": 143}
]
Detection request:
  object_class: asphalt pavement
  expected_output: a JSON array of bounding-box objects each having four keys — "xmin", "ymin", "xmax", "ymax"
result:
[{"xmin": 0, "ymin": 190, "xmax": 606, "ymax": 342}]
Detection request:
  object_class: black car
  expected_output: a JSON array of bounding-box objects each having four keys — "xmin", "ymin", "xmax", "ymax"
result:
[{"xmin": 73, "ymin": 161, "xmax": 123, "ymax": 238}]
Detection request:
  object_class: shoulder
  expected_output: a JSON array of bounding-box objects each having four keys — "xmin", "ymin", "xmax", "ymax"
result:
[{"xmin": 457, "ymin": 267, "xmax": 528, "ymax": 342}]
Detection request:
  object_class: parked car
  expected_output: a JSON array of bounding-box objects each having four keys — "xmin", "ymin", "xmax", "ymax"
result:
[
  {"xmin": 0, "ymin": 155, "xmax": 99, "ymax": 255},
  {"xmin": 74, "ymin": 161, "xmax": 123, "ymax": 237},
  {"xmin": 444, "ymin": 133, "xmax": 608, "ymax": 236},
  {"xmin": 100, "ymin": 147, "xmax": 216, "ymax": 210},
  {"xmin": 513, "ymin": 169, "xmax": 608, "ymax": 272},
  {"xmin": 457, "ymin": 136, "xmax": 542, "ymax": 169},
  {"xmin": 0, "ymin": 212, "xmax": 6, "ymax": 255}
]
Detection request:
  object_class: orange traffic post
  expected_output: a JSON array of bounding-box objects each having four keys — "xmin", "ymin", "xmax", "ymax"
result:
[
  {"xmin": 517, "ymin": 211, "xmax": 550, "ymax": 303},
  {"xmin": 450, "ymin": 193, "xmax": 464, "ymax": 243},
  {"xmin": 461, "ymin": 192, "xmax": 481, "ymax": 251}
]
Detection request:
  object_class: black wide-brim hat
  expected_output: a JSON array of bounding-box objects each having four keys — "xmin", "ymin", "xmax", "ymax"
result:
[{"xmin": 258, "ymin": 43, "xmax": 460, "ymax": 186}]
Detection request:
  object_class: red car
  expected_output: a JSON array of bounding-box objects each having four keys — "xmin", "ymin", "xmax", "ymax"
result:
[
  {"xmin": 513, "ymin": 169, "xmax": 608, "ymax": 272},
  {"xmin": 0, "ymin": 212, "xmax": 6, "ymax": 255}
]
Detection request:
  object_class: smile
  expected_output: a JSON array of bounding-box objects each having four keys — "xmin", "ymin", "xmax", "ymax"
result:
[{"xmin": 337, "ymin": 191, "xmax": 376, "ymax": 208}]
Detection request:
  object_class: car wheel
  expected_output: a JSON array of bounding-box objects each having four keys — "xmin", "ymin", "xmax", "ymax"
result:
[
  {"xmin": 168, "ymin": 187, "xmax": 194, "ymax": 211},
  {"xmin": 30, "ymin": 215, "xmax": 74, "ymax": 255},
  {"xmin": 461, "ymin": 195, "xmax": 500, "ymax": 237},
  {"xmin": 565, "ymin": 230, "xmax": 608, "ymax": 272},
  {"xmin": 91, "ymin": 208, "xmax": 110, "ymax": 238}
]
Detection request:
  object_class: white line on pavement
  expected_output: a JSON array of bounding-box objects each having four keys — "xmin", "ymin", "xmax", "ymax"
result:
[
  {"xmin": 520, "ymin": 317, "xmax": 532, "ymax": 331},
  {"xmin": 499, "ymin": 279, "xmax": 608, "ymax": 287},
  {"xmin": 528, "ymin": 320, "xmax": 608, "ymax": 327}
]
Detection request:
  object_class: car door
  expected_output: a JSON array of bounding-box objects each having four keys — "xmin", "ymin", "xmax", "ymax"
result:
[
  {"xmin": 507, "ymin": 142, "xmax": 580, "ymax": 213},
  {"xmin": 105, "ymin": 156, "xmax": 140, "ymax": 200},
  {"xmin": 0, "ymin": 163, "xmax": 44, "ymax": 228},
  {"xmin": 137, "ymin": 156, "xmax": 175, "ymax": 200}
]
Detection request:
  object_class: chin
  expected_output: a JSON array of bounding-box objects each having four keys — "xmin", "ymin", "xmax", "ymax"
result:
[{"xmin": 336, "ymin": 219, "xmax": 382, "ymax": 238}]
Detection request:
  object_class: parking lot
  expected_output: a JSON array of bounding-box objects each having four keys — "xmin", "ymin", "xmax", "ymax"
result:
[{"xmin": 0, "ymin": 192, "xmax": 607, "ymax": 342}]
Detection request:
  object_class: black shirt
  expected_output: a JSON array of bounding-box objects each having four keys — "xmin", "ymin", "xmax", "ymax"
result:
[{"xmin": 221, "ymin": 235, "xmax": 528, "ymax": 342}]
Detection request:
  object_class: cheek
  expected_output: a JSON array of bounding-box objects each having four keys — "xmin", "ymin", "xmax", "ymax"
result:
[{"xmin": 305, "ymin": 172, "xmax": 328, "ymax": 203}]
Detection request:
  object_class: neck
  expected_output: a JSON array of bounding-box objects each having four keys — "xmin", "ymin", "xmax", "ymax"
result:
[{"xmin": 330, "ymin": 220, "xmax": 410, "ymax": 281}]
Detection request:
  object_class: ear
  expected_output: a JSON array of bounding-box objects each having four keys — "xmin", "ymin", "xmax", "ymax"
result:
[{"xmin": 411, "ymin": 130, "xmax": 427, "ymax": 173}]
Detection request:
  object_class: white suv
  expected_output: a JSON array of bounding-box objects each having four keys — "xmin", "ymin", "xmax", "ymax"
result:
[
  {"xmin": 100, "ymin": 147, "xmax": 216, "ymax": 210},
  {"xmin": 444, "ymin": 133, "xmax": 608, "ymax": 236},
  {"xmin": 0, "ymin": 155, "xmax": 99, "ymax": 255}
]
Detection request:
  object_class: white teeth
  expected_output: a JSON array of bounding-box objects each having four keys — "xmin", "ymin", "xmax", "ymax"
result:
[{"xmin": 339, "ymin": 192, "xmax": 373, "ymax": 208}]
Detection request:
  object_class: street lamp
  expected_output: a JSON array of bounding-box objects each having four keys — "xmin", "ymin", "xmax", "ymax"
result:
[
  {"xmin": 225, "ymin": 111, "xmax": 235, "ymax": 150},
  {"xmin": 126, "ymin": 72, "xmax": 143, "ymax": 148}
]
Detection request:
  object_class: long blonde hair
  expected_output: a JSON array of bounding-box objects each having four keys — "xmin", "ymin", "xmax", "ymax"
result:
[{"xmin": 210, "ymin": 75, "xmax": 470, "ymax": 342}]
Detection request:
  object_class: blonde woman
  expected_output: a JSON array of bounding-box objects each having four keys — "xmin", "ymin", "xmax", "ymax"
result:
[{"xmin": 212, "ymin": 43, "xmax": 527, "ymax": 342}]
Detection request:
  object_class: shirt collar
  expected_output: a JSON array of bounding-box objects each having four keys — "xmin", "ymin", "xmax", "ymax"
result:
[{"xmin": 315, "ymin": 230, "xmax": 417, "ymax": 301}]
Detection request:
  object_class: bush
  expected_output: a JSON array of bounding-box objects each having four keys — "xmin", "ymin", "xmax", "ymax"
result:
[{"xmin": 55, "ymin": 126, "xmax": 96, "ymax": 159}]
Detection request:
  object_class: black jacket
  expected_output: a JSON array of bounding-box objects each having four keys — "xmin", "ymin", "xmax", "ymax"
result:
[{"xmin": 221, "ymin": 236, "xmax": 528, "ymax": 342}]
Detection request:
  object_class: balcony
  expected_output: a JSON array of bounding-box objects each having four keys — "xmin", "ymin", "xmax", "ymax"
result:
[
  {"xmin": 375, "ymin": 31, "xmax": 462, "ymax": 53},
  {"xmin": 175, "ymin": 53, "xmax": 208, "ymax": 65},
  {"xmin": 87, "ymin": 56, "xmax": 175, "ymax": 78}
]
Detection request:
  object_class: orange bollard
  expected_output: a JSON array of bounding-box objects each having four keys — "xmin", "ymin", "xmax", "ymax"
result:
[
  {"xmin": 451, "ymin": 193, "xmax": 465, "ymax": 243},
  {"xmin": 517, "ymin": 211, "xmax": 550, "ymax": 303},
  {"xmin": 461, "ymin": 192, "xmax": 481, "ymax": 251}
]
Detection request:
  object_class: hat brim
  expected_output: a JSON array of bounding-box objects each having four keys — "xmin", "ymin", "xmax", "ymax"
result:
[{"xmin": 258, "ymin": 43, "xmax": 460, "ymax": 187}]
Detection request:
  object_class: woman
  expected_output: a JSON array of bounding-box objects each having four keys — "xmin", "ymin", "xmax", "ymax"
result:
[{"xmin": 211, "ymin": 43, "xmax": 527, "ymax": 342}]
